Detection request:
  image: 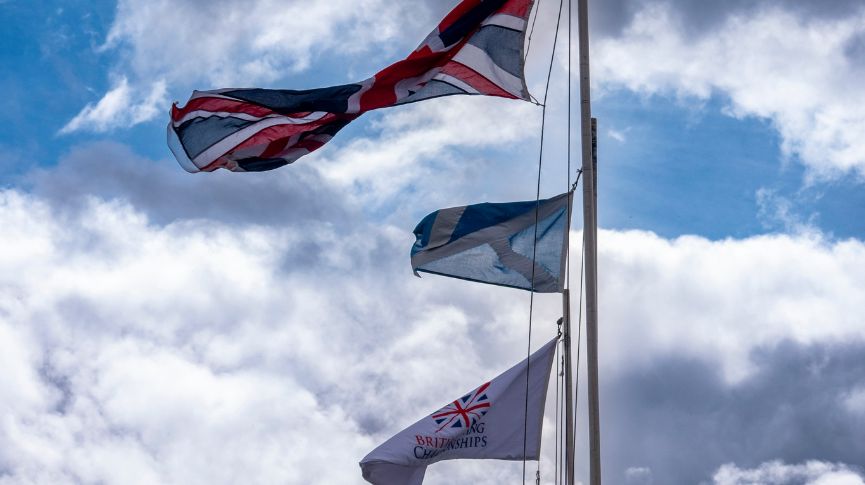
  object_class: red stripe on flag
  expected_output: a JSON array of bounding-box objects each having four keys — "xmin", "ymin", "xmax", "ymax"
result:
[
  {"xmin": 497, "ymin": 0, "xmax": 533, "ymax": 18},
  {"xmin": 363, "ymin": 33, "xmax": 480, "ymax": 110},
  {"xmin": 172, "ymin": 97, "xmax": 275, "ymax": 120},
  {"xmin": 198, "ymin": 158, "xmax": 233, "ymax": 172},
  {"xmin": 225, "ymin": 113, "xmax": 350, "ymax": 159},
  {"xmin": 362, "ymin": 52, "xmax": 452, "ymax": 110},
  {"xmin": 439, "ymin": 61, "xmax": 518, "ymax": 99},
  {"xmin": 229, "ymin": 122, "xmax": 325, "ymax": 154},
  {"xmin": 475, "ymin": 382, "xmax": 491, "ymax": 395},
  {"xmin": 259, "ymin": 138, "xmax": 292, "ymax": 159}
]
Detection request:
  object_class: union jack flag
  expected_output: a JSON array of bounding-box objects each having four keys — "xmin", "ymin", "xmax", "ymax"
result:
[
  {"xmin": 431, "ymin": 381, "xmax": 491, "ymax": 432},
  {"xmin": 168, "ymin": 0, "xmax": 534, "ymax": 173}
]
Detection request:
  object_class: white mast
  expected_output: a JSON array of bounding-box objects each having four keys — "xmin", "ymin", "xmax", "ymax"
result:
[{"xmin": 576, "ymin": 0, "xmax": 602, "ymax": 482}]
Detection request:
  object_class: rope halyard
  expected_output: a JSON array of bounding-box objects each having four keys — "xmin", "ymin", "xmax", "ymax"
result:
[
  {"xmin": 524, "ymin": 0, "xmax": 543, "ymax": 69},
  {"xmin": 554, "ymin": 321, "xmax": 562, "ymax": 485},
  {"xmin": 561, "ymin": 353, "xmax": 567, "ymax": 484},
  {"xmin": 572, "ymin": 170, "xmax": 582, "ymax": 193},
  {"xmin": 522, "ymin": 0, "xmax": 566, "ymax": 482},
  {"xmin": 574, "ymin": 216, "xmax": 586, "ymax": 468}
]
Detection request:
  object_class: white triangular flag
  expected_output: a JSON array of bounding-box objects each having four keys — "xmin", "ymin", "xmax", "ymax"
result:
[{"xmin": 360, "ymin": 338, "xmax": 558, "ymax": 484}]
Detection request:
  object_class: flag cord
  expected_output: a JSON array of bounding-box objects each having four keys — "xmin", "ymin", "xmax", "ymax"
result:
[
  {"xmin": 554, "ymin": 327, "xmax": 562, "ymax": 485},
  {"xmin": 559, "ymin": 351, "xmax": 567, "ymax": 485},
  {"xmin": 573, "ymin": 213, "xmax": 587, "ymax": 465},
  {"xmin": 524, "ymin": 0, "xmax": 543, "ymax": 80},
  {"xmin": 523, "ymin": 0, "xmax": 566, "ymax": 482}
]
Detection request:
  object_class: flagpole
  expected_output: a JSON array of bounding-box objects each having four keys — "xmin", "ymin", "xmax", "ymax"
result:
[
  {"xmin": 577, "ymin": 0, "xmax": 602, "ymax": 482},
  {"xmin": 564, "ymin": 0, "xmax": 577, "ymax": 482}
]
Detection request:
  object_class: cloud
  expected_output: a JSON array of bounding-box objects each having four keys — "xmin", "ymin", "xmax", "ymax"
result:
[
  {"xmin": 590, "ymin": 0, "xmax": 864, "ymax": 39},
  {"xmin": 593, "ymin": 3, "xmax": 865, "ymax": 180},
  {"xmin": 60, "ymin": 0, "xmax": 865, "ymax": 187},
  {"xmin": 607, "ymin": 128, "xmax": 628, "ymax": 143},
  {"xmin": 315, "ymin": 96, "xmax": 541, "ymax": 210},
  {"xmin": 0, "ymin": 181, "xmax": 554, "ymax": 484},
  {"xmin": 20, "ymin": 1, "xmax": 865, "ymax": 481},
  {"xmin": 26, "ymin": 141, "xmax": 354, "ymax": 227},
  {"xmin": 4, "ymin": 144, "xmax": 865, "ymax": 483},
  {"xmin": 42, "ymin": 91, "xmax": 543, "ymax": 228},
  {"xmin": 713, "ymin": 461, "xmax": 865, "ymax": 485},
  {"xmin": 598, "ymin": 229, "xmax": 865, "ymax": 383},
  {"xmin": 61, "ymin": 0, "xmax": 567, "ymax": 137},
  {"xmin": 599, "ymin": 340, "xmax": 865, "ymax": 483},
  {"xmin": 59, "ymin": 77, "xmax": 167, "ymax": 134},
  {"xmin": 62, "ymin": 0, "xmax": 441, "ymax": 132},
  {"xmin": 843, "ymin": 387, "xmax": 865, "ymax": 415},
  {"xmin": 755, "ymin": 188, "xmax": 820, "ymax": 236},
  {"xmin": 103, "ymin": 0, "xmax": 429, "ymax": 87},
  {"xmin": 625, "ymin": 466, "xmax": 653, "ymax": 484}
]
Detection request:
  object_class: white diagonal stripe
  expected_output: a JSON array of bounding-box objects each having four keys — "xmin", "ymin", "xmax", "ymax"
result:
[
  {"xmin": 186, "ymin": 90, "xmax": 248, "ymax": 102},
  {"xmin": 173, "ymin": 110, "xmax": 282, "ymax": 127},
  {"xmin": 451, "ymin": 43, "xmax": 524, "ymax": 97},
  {"xmin": 482, "ymin": 13, "xmax": 527, "ymax": 32},
  {"xmin": 347, "ymin": 77, "xmax": 375, "ymax": 114},
  {"xmin": 432, "ymin": 73, "xmax": 480, "ymax": 94},
  {"xmin": 191, "ymin": 113, "xmax": 327, "ymax": 168}
]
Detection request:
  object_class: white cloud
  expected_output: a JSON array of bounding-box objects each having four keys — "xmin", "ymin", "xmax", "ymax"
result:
[
  {"xmin": 316, "ymin": 96, "xmax": 541, "ymax": 208},
  {"xmin": 0, "ymin": 187, "xmax": 551, "ymax": 484},
  {"xmin": 60, "ymin": 77, "xmax": 167, "ymax": 134},
  {"xmin": 0, "ymin": 324, "xmax": 47, "ymax": 416},
  {"xmin": 104, "ymin": 0, "xmax": 425, "ymax": 87},
  {"xmin": 625, "ymin": 466, "xmax": 654, "ymax": 484},
  {"xmin": 843, "ymin": 387, "xmax": 865, "ymax": 414},
  {"xmin": 2, "ymin": 169, "xmax": 865, "ymax": 482},
  {"xmin": 607, "ymin": 128, "xmax": 627, "ymax": 143},
  {"xmin": 755, "ymin": 188, "xmax": 820, "ymax": 236},
  {"xmin": 62, "ymin": 0, "xmax": 436, "ymax": 133},
  {"xmin": 598, "ymin": 229, "xmax": 865, "ymax": 382},
  {"xmin": 713, "ymin": 460, "xmax": 865, "ymax": 485},
  {"xmin": 594, "ymin": 4, "xmax": 865, "ymax": 180}
]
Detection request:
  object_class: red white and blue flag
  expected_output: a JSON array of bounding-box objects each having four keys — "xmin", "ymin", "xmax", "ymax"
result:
[
  {"xmin": 168, "ymin": 0, "xmax": 535, "ymax": 173},
  {"xmin": 432, "ymin": 382, "xmax": 491, "ymax": 432},
  {"xmin": 359, "ymin": 338, "xmax": 557, "ymax": 485}
]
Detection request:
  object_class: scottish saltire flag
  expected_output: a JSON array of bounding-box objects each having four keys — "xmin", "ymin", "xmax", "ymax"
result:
[
  {"xmin": 168, "ymin": 0, "xmax": 535, "ymax": 173},
  {"xmin": 359, "ymin": 338, "xmax": 557, "ymax": 485},
  {"xmin": 411, "ymin": 192, "xmax": 572, "ymax": 293}
]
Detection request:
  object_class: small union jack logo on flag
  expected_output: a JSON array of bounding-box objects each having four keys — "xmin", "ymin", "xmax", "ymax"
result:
[{"xmin": 431, "ymin": 382, "xmax": 491, "ymax": 433}]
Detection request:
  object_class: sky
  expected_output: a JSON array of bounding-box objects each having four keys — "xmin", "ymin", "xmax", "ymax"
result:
[{"xmin": 1, "ymin": 0, "xmax": 864, "ymax": 484}]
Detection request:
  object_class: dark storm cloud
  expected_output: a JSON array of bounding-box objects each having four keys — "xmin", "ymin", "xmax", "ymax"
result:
[
  {"xmin": 599, "ymin": 339, "xmax": 865, "ymax": 483},
  {"xmin": 26, "ymin": 141, "xmax": 356, "ymax": 228}
]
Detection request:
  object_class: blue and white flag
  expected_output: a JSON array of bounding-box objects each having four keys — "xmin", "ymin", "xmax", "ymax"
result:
[
  {"xmin": 411, "ymin": 192, "xmax": 572, "ymax": 292},
  {"xmin": 359, "ymin": 338, "xmax": 558, "ymax": 485}
]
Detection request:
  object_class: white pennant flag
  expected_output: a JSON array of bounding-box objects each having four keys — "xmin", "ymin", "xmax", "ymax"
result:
[{"xmin": 360, "ymin": 338, "xmax": 558, "ymax": 484}]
